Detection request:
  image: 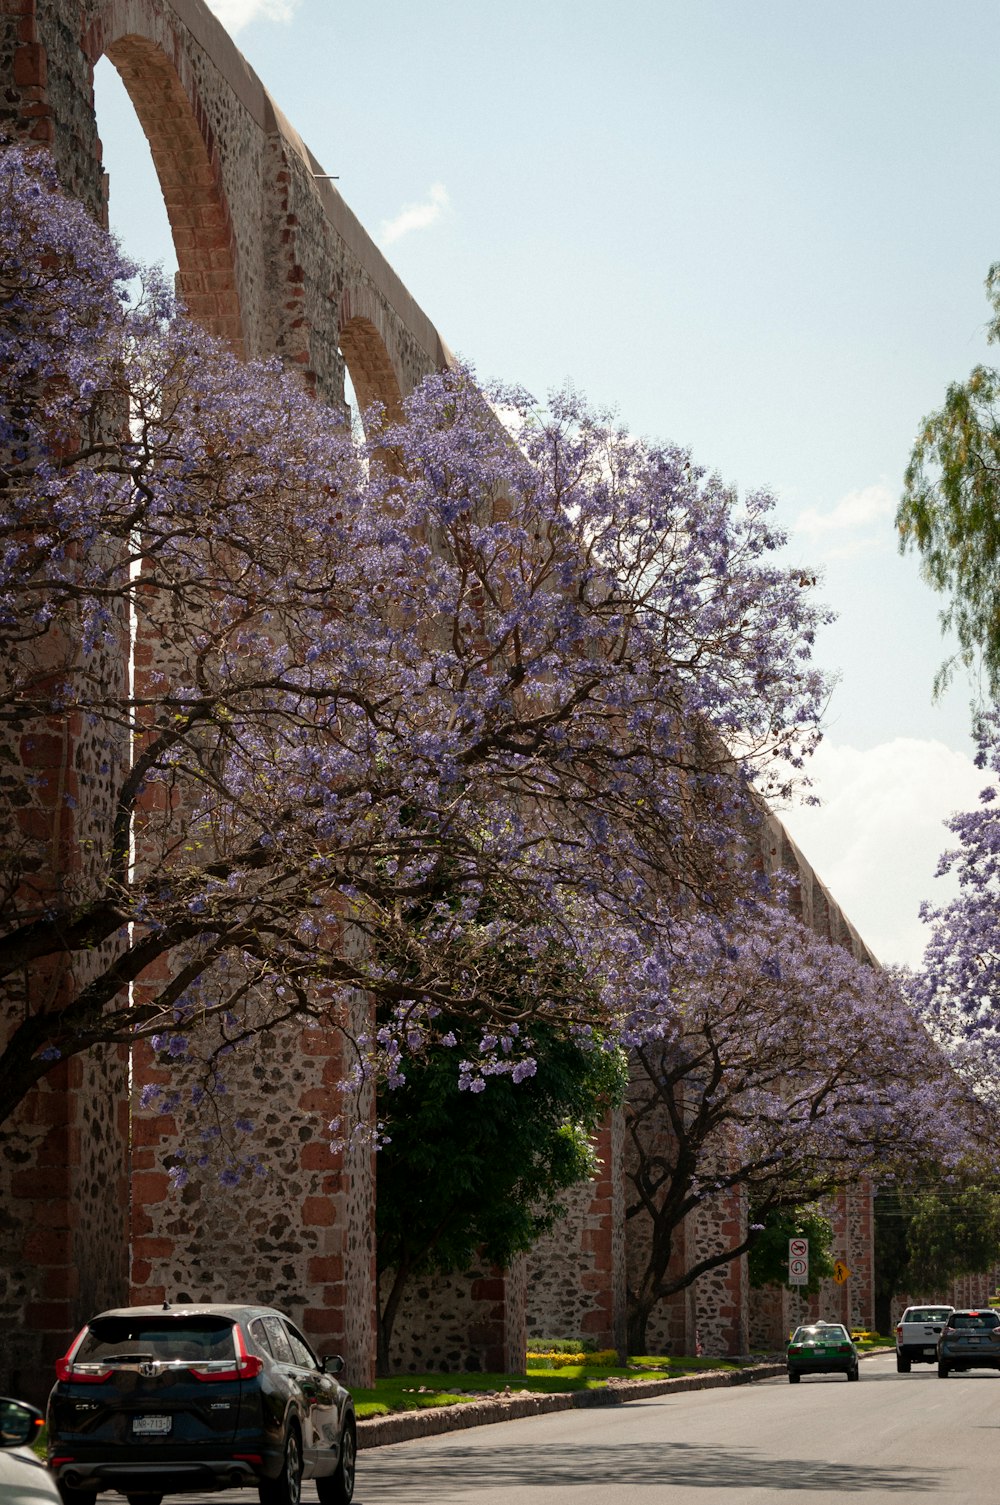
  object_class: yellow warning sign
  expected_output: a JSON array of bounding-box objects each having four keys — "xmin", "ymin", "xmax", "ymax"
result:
[{"xmin": 833, "ymin": 1260, "xmax": 851, "ymax": 1285}]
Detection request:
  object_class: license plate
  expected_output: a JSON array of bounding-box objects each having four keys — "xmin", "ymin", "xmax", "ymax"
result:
[
  {"xmin": 133, "ymin": 1415, "xmax": 171, "ymax": 1436},
  {"xmin": 967, "ymin": 1337, "xmax": 981, "ymax": 1345},
  {"xmin": 924, "ymin": 1347, "xmax": 935, "ymax": 1355}
]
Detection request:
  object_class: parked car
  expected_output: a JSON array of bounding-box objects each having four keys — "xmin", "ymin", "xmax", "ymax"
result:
[
  {"xmin": 895, "ymin": 1304, "xmax": 953, "ymax": 1371},
  {"xmin": 937, "ymin": 1307, "xmax": 1000, "ymax": 1377},
  {"xmin": 46, "ymin": 1302, "xmax": 356, "ymax": 1505},
  {"xmin": 0, "ymin": 1397, "xmax": 61, "ymax": 1502},
  {"xmin": 786, "ymin": 1322, "xmax": 860, "ymax": 1383}
]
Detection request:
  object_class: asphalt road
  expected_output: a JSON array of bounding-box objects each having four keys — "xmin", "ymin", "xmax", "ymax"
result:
[{"xmin": 139, "ymin": 1351, "xmax": 1000, "ymax": 1504}]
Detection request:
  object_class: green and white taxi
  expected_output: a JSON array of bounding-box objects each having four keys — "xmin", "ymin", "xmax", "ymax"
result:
[{"xmin": 786, "ymin": 1322, "xmax": 860, "ymax": 1383}]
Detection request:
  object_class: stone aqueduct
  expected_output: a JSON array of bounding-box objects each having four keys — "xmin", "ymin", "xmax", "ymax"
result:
[{"xmin": 3, "ymin": 0, "xmax": 993, "ymax": 1405}]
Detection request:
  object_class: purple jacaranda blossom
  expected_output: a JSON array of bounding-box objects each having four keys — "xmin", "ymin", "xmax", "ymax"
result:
[{"xmin": 1, "ymin": 143, "xmax": 961, "ymax": 1211}]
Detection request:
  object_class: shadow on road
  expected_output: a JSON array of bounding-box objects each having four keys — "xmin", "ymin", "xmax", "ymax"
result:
[{"xmin": 358, "ymin": 1438, "xmax": 939, "ymax": 1495}]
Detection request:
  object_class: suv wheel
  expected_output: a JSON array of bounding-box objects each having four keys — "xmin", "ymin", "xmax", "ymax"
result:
[
  {"xmin": 896, "ymin": 1354, "xmax": 910, "ymax": 1373},
  {"xmin": 259, "ymin": 1426, "xmax": 302, "ymax": 1505},
  {"xmin": 317, "ymin": 1421, "xmax": 356, "ymax": 1505}
]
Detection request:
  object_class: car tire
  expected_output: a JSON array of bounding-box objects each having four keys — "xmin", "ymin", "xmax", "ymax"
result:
[
  {"xmin": 317, "ymin": 1420, "xmax": 356, "ymax": 1505},
  {"xmin": 937, "ymin": 1362, "xmax": 950, "ymax": 1378},
  {"xmin": 259, "ymin": 1425, "xmax": 303, "ymax": 1505},
  {"xmin": 848, "ymin": 1365, "xmax": 859, "ymax": 1381},
  {"xmin": 788, "ymin": 1371, "xmax": 800, "ymax": 1384},
  {"xmin": 896, "ymin": 1354, "xmax": 910, "ymax": 1373}
]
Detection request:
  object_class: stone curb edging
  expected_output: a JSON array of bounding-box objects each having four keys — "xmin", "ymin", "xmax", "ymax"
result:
[{"xmin": 356, "ymin": 1362, "xmax": 789, "ymax": 1449}]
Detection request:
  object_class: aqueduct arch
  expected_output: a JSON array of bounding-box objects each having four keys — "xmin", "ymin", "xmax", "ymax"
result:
[
  {"xmin": 99, "ymin": 31, "xmax": 245, "ymax": 351},
  {"xmin": 0, "ymin": 0, "xmax": 453, "ymax": 1401},
  {"xmin": 2, "ymin": 0, "xmax": 447, "ymax": 405}
]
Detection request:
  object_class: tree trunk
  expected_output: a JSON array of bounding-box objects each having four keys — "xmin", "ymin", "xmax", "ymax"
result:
[
  {"xmin": 627, "ymin": 1301, "xmax": 651, "ymax": 1357},
  {"xmin": 376, "ymin": 1258, "xmax": 412, "ymax": 1378}
]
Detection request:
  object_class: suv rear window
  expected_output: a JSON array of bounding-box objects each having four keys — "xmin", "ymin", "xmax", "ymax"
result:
[
  {"xmin": 77, "ymin": 1317, "xmax": 236, "ymax": 1362},
  {"xmin": 948, "ymin": 1313, "xmax": 1000, "ymax": 1330}
]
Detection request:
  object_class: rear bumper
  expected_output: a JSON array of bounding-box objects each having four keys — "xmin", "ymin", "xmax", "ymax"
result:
[
  {"xmin": 787, "ymin": 1360, "xmax": 855, "ymax": 1376},
  {"xmin": 897, "ymin": 1344, "xmax": 937, "ymax": 1361},
  {"xmin": 939, "ymin": 1347, "xmax": 1000, "ymax": 1369},
  {"xmin": 51, "ymin": 1458, "xmax": 263, "ymax": 1493}
]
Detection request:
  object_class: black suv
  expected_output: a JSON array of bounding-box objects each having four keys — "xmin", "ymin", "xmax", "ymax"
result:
[
  {"xmin": 46, "ymin": 1303, "xmax": 356, "ymax": 1505},
  {"xmin": 937, "ymin": 1307, "xmax": 1000, "ymax": 1377}
]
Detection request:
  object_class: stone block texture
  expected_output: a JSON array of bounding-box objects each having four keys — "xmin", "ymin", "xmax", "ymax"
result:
[
  {"xmin": 526, "ymin": 1110, "xmax": 627, "ymax": 1358},
  {"xmin": 381, "ymin": 1256, "xmax": 527, "ymax": 1376}
]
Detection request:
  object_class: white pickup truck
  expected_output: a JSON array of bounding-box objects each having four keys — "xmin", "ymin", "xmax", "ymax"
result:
[{"xmin": 896, "ymin": 1304, "xmax": 954, "ymax": 1371}]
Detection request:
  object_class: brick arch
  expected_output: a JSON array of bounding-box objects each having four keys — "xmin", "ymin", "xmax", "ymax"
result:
[
  {"xmin": 90, "ymin": 28, "xmax": 244, "ymax": 353},
  {"xmin": 339, "ymin": 285, "xmax": 407, "ymax": 424}
]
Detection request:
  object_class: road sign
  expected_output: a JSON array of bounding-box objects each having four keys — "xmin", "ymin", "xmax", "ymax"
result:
[
  {"xmin": 788, "ymin": 1237, "xmax": 809, "ymax": 1286},
  {"xmin": 833, "ymin": 1260, "xmax": 851, "ymax": 1285}
]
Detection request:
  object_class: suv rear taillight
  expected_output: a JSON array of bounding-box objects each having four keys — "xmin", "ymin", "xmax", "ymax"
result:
[
  {"xmin": 190, "ymin": 1323, "xmax": 262, "ymax": 1382},
  {"xmin": 55, "ymin": 1327, "xmax": 112, "ymax": 1384},
  {"xmin": 54, "ymin": 1360, "xmax": 112, "ymax": 1383}
]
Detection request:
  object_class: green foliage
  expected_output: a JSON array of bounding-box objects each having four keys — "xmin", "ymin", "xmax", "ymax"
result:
[
  {"xmin": 876, "ymin": 1182, "xmax": 1000, "ymax": 1298},
  {"xmin": 527, "ymin": 1337, "xmax": 602, "ymax": 1354},
  {"xmin": 376, "ymin": 1026, "xmax": 627, "ymax": 1280},
  {"xmin": 747, "ymin": 1204, "xmax": 835, "ymax": 1297},
  {"xmin": 898, "ymin": 262, "xmax": 1000, "ymax": 698}
]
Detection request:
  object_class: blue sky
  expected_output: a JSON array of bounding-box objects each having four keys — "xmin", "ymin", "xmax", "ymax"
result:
[{"xmin": 92, "ymin": 0, "xmax": 1000, "ymax": 964}]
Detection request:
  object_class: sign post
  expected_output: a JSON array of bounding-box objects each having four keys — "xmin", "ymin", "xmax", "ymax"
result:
[{"xmin": 788, "ymin": 1236, "xmax": 809, "ymax": 1287}]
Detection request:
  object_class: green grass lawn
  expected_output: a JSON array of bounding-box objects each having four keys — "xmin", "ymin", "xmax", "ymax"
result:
[
  {"xmin": 352, "ymin": 1356, "xmax": 743, "ymax": 1419},
  {"xmin": 852, "ymin": 1333, "xmax": 892, "ymax": 1351}
]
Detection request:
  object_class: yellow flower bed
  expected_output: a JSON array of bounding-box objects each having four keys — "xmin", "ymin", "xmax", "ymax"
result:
[{"xmin": 526, "ymin": 1349, "xmax": 618, "ymax": 1368}]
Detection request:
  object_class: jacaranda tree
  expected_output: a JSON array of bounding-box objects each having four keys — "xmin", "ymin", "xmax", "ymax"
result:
[
  {"xmin": 624, "ymin": 902, "xmax": 983, "ymax": 1351},
  {"xmin": 0, "ymin": 144, "xmax": 842, "ymax": 1141},
  {"xmin": 907, "ymin": 711, "xmax": 1000, "ymax": 1104}
]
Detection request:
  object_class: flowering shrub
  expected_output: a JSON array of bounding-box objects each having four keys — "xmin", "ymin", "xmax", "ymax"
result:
[{"xmin": 526, "ymin": 1349, "xmax": 619, "ymax": 1369}]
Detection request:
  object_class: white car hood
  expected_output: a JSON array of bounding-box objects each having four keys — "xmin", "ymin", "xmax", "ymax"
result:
[{"xmin": 0, "ymin": 1445, "xmax": 61, "ymax": 1502}]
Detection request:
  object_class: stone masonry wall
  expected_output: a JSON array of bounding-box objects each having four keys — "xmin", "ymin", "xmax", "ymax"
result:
[
  {"xmin": 382, "ymin": 1255, "xmax": 528, "ymax": 1376},
  {"xmin": 130, "ymin": 1010, "xmax": 377, "ymax": 1385},
  {"xmin": 0, "ymin": 498, "xmax": 131, "ymax": 1399},
  {"xmin": 526, "ymin": 1110, "xmax": 627, "ymax": 1357},
  {"xmin": 688, "ymin": 1185, "xmax": 749, "ymax": 1356}
]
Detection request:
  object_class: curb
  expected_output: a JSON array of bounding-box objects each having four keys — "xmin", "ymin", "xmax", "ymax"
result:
[{"xmin": 356, "ymin": 1362, "xmax": 788, "ymax": 1449}]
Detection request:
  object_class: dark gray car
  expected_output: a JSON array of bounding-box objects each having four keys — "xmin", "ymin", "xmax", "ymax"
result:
[
  {"xmin": 46, "ymin": 1303, "xmax": 355, "ymax": 1505},
  {"xmin": 937, "ymin": 1308, "xmax": 1000, "ymax": 1377}
]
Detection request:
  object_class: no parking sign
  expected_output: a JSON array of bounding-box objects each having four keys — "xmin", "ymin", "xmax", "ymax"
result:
[{"xmin": 788, "ymin": 1237, "xmax": 809, "ymax": 1286}]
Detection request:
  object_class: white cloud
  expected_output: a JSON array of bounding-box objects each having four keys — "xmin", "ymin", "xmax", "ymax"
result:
[
  {"xmin": 380, "ymin": 184, "xmax": 450, "ymax": 246},
  {"xmin": 205, "ymin": 0, "xmax": 299, "ymax": 33},
  {"xmin": 792, "ymin": 483, "xmax": 895, "ymax": 559},
  {"xmin": 778, "ymin": 737, "xmax": 984, "ymax": 968},
  {"xmin": 796, "ymin": 483, "xmax": 895, "ymax": 535}
]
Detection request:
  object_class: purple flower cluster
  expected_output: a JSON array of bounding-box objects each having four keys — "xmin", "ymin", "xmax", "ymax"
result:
[{"xmin": 1, "ymin": 146, "xmax": 962, "ymax": 1199}]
